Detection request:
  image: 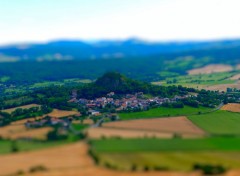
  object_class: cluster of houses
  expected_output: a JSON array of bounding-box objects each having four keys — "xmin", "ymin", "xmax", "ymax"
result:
[
  {"xmin": 69, "ymin": 91, "xmax": 192, "ymax": 115},
  {"xmin": 24, "ymin": 115, "xmax": 79, "ymax": 129}
]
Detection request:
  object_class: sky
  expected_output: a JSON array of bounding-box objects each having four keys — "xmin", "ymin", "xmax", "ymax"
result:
[{"xmin": 0, "ymin": 0, "xmax": 240, "ymax": 45}]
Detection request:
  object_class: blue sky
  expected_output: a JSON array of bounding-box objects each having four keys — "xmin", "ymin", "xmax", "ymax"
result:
[{"xmin": 0, "ymin": 0, "xmax": 240, "ymax": 45}]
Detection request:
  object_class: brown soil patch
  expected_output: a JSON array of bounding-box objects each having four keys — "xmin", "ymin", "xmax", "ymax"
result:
[
  {"xmin": 188, "ymin": 64, "xmax": 233, "ymax": 75},
  {"xmin": 2, "ymin": 104, "xmax": 40, "ymax": 114},
  {"xmin": 221, "ymin": 103, "xmax": 240, "ymax": 112},
  {"xmin": 103, "ymin": 117, "xmax": 205, "ymax": 135},
  {"xmin": 0, "ymin": 142, "xmax": 201, "ymax": 176}
]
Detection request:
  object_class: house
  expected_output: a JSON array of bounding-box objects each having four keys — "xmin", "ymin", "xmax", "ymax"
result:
[{"xmin": 88, "ymin": 110, "xmax": 101, "ymax": 116}]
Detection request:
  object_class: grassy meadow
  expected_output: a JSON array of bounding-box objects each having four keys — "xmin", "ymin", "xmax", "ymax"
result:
[
  {"xmin": 188, "ymin": 111, "xmax": 240, "ymax": 136},
  {"xmin": 119, "ymin": 106, "xmax": 212, "ymax": 120}
]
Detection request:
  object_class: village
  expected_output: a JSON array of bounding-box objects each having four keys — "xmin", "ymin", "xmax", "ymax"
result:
[{"xmin": 69, "ymin": 91, "xmax": 193, "ymax": 116}]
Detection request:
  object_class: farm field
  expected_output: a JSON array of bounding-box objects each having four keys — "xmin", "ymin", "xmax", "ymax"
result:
[
  {"xmin": 205, "ymin": 83, "xmax": 240, "ymax": 92},
  {"xmin": 0, "ymin": 140, "xmax": 70, "ymax": 155},
  {"xmin": 187, "ymin": 64, "xmax": 233, "ymax": 75},
  {"xmin": 47, "ymin": 109, "xmax": 80, "ymax": 118},
  {"xmin": 103, "ymin": 117, "xmax": 205, "ymax": 136},
  {"xmin": 90, "ymin": 138, "xmax": 240, "ymax": 171},
  {"xmin": 98, "ymin": 152, "xmax": 240, "ymax": 171},
  {"xmin": 2, "ymin": 104, "xmax": 41, "ymax": 114},
  {"xmin": 0, "ymin": 125, "xmax": 52, "ymax": 140},
  {"xmin": 119, "ymin": 106, "xmax": 211, "ymax": 120},
  {"xmin": 221, "ymin": 103, "xmax": 240, "ymax": 112},
  {"xmin": 87, "ymin": 127, "xmax": 173, "ymax": 139},
  {"xmin": 0, "ymin": 142, "xmax": 201, "ymax": 176},
  {"xmin": 188, "ymin": 111, "xmax": 240, "ymax": 135},
  {"xmin": 90, "ymin": 138, "xmax": 240, "ymax": 152}
]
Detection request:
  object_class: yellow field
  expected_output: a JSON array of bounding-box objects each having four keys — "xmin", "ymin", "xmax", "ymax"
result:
[
  {"xmin": 221, "ymin": 103, "xmax": 240, "ymax": 113},
  {"xmin": 0, "ymin": 123, "xmax": 52, "ymax": 140},
  {"xmin": 47, "ymin": 109, "xmax": 80, "ymax": 118},
  {"xmin": 2, "ymin": 104, "xmax": 41, "ymax": 114}
]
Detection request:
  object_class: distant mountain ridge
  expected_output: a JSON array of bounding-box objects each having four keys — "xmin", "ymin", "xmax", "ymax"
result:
[{"xmin": 1, "ymin": 38, "xmax": 240, "ymax": 61}]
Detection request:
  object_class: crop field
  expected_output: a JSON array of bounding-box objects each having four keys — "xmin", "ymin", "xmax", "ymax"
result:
[
  {"xmin": 0, "ymin": 141, "xmax": 203, "ymax": 176},
  {"xmin": 0, "ymin": 140, "xmax": 69, "ymax": 155},
  {"xmin": 98, "ymin": 152, "xmax": 240, "ymax": 172},
  {"xmin": 161, "ymin": 72, "xmax": 235, "ymax": 87},
  {"xmin": 2, "ymin": 104, "xmax": 40, "ymax": 114},
  {"xmin": 188, "ymin": 111, "xmax": 240, "ymax": 135},
  {"xmin": 90, "ymin": 138, "xmax": 240, "ymax": 171},
  {"xmin": 230, "ymin": 74, "xmax": 240, "ymax": 80},
  {"xmin": 103, "ymin": 117, "xmax": 205, "ymax": 136},
  {"xmin": 87, "ymin": 127, "xmax": 173, "ymax": 139},
  {"xmin": 205, "ymin": 83, "xmax": 240, "ymax": 92},
  {"xmin": 221, "ymin": 103, "xmax": 240, "ymax": 112},
  {"xmin": 119, "ymin": 106, "xmax": 211, "ymax": 120},
  {"xmin": 0, "ymin": 123, "xmax": 52, "ymax": 140},
  {"xmin": 3, "ymin": 96, "xmax": 34, "ymax": 105},
  {"xmin": 47, "ymin": 109, "xmax": 80, "ymax": 118},
  {"xmin": 187, "ymin": 64, "xmax": 233, "ymax": 75}
]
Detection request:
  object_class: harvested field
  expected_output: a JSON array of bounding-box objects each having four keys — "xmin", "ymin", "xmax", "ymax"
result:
[
  {"xmin": 0, "ymin": 142, "xmax": 201, "ymax": 176},
  {"xmin": 237, "ymin": 65, "xmax": 240, "ymax": 70},
  {"xmin": 7, "ymin": 127, "xmax": 52, "ymax": 140},
  {"xmin": 230, "ymin": 74, "xmax": 240, "ymax": 80},
  {"xmin": 11, "ymin": 109, "xmax": 80, "ymax": 125},
  {"xmin": 87, "ymin": 127, "xmax": 173, "ymax": 139},
  {"xmin": 0, "ymin": 123, "xmax": 52, "ymax": 140},
  {"xmin": 103, "ymin": 117, "xmax": 206, "ymax": 136},
  {"xmin": 188, "ymin": 64, "xmax": 233, "ymax": 75},
  {"xmin": 0, "ymin": 124, "xmax": 26, "ymax": 138},
  {"xmin": 221, "ymin": 103, "xmax": 240, "ymax": 112},
  {"xmin": 47, "ymin": 109, "xmax": 80, "ymax": 118},
  {"xmin": 2, "ymin": 104, "xmax": 40, "ymax": 114},
  {"xmin": 205, "ymin": 83, "xmax": 240, "ymax": 92}
]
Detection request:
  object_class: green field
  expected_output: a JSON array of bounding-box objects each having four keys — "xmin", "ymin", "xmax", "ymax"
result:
[
  {"xmin": 91, "ymin": 138, "xmax": 240, "ymax": 171},
  {"xmin": 188, "ymin": 111, "xmax": 240, "ymax": 135},
  {"xmin": 119, "ymin": 106, "xmax": 212, "ymax": 120},
  {"xmin": 0, "ymin": 140, "xmax": 70, "ymax": 155},
  {"xmin": 98, "ymin": 152, "xmax": 240, "ymax": 171},
  {"xmin": 154, "ymin": 72, "xmax": 238, "ymax": 88},
  {"xmin": 91, "ymin": 138, "xmax": 240, "ymax": 152}
]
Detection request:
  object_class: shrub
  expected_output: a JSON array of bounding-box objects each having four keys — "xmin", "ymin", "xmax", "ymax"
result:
[
  {"xmin": 29, "ymin": 165, "xmax": 48, "ymax": 173},
  {"xmin": 153, "ymin": 166, "xmax": 169, "ymax": 171},
  {"xmin": 131, "ymin": 164, "xmax": 137, "ymax": 171},
  {"xmin": 11, "ymin": 141, "xmax": 19, "ymax": 153},
  {"xmin": 193, "ymin": 163, "xmax": 227, "ymax": 175},
  {"xmin": 88, "ymin": 149, "xmax": 99, "ymax": 164},
  {"xmin": 143, "ymin": 166, "xmax": 149, "ymax": 172}
]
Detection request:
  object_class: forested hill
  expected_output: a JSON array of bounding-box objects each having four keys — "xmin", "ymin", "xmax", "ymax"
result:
[{"xmin": 77, "ymin": 72, "xmax": 195, "ymax": 99}]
